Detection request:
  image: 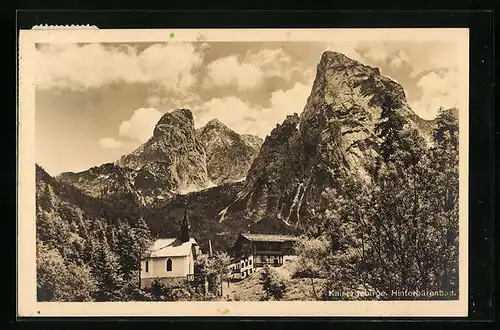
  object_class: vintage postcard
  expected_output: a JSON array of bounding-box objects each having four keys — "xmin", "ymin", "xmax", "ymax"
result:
[{"xmin": 17, "ymin": 28, "xmax": 469, "ymax": 317}]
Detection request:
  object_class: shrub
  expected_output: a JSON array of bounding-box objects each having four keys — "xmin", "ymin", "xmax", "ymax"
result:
[
  {"xmin": 261, "ymin": 265, "xmax": 288, "ymax": 300},
  {"xmin": 144, "ymin": 279, "xmax": 193, "ymax": 301},
  {"xmin": 37, "ymin": 241, "xmax": 97, "ymax": 302}
]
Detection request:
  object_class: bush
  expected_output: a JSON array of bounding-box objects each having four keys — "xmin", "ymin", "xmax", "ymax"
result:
[
  {"xmin": 37, "ymin": 241, "xmax": 97, "ymax": 302},
  {"xmin": 144, "ymin": 279, "xmax": 193, "ymax": 301},
  {"xmin": 194, "ymin": 252, "xmax": 231, "ymax": 296},
  {"xmin": 261, "ymin": 265, "xmax": 288, "ymax": 300}
]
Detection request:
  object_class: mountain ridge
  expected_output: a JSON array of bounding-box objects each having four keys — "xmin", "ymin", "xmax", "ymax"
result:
[
  {"xmin": 196, "ymin": 117, "xmax": 262, "ymax": 185},
  {"xmin": 58, "ymin": 111, "xmax": 262, "ymax": 205},
  {"xmin": 48, "ymin": 50, "xmax": 450, "ymax": 248},
  {"xmin": 218, "ymin": 50, "xmax": 443, "ymax": 232}
]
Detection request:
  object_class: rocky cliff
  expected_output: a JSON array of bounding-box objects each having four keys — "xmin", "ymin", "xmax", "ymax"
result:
[
  {"xmin": 58, "ymin": 109, "xmax": 262, "ymax": 207},
  {"xmin": 116, "ymin": 109, "xmax": 210, "ymax": 194},
  {"xmin": 196, "ymin": 119, "xmax": 262, "ymax": 185},
  {"xmin": 219, "ymin": 51, "xmax": 436, "ymax": 232},
  {"xmin": 57, "ymin": 163, "xmax": 138, "ymax": 202}
]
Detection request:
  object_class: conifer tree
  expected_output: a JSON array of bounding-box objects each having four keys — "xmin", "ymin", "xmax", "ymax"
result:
[
  {"xmin": 375, "ymin": 94, "xmax": 405, "ymax": 162},
  {"xmin": 428, "ymin": 107, "xmax": 459, "ymax": 292},
  {"xmin": 92, "ymin": 235, "xmax": 124, "ymax": 301}
]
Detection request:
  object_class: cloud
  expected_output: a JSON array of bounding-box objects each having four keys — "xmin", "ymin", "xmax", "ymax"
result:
[
  {"xmin": 195, "ymin": 96, "xmax": 259, "ymax": 131},
  {"xmin": 409, "ymin": 68, "xmax": 460, "ymax": 120},
  {"xmin": 98, "ymin": 137, "xmax": 124, "ymax": 149},
  {"xmin": 204, "ymin": 55, "xmax": 263, "ymax": 90},
  {"xmin": 196, "ymin": 42, "xmax": 211, "ymax": 53},
  {"xmin": 260, "ymin": 82, "xmax": 311, "ymax": 130},
  {"xmin": 408, "ymin": 43, "xmax": 458, "ymax": 77},
  {"xmin": 36, "ymin": 43, "xmax": 203, "ymax": 91},
  {"xmin": 324, "ymin": 41, "xmax": 364, "ymax": 63},
  {"xmin": 203, "ymin": 48, "xmax": 308, "ymax": 90},
  {"xmin": 326, "ymin": 41, "xmax": 462, "ymax": 119},
  {"xmin": 357, "ymin": 44, "xmax": 411, "ymax": 70},
  {"xmin": 390, "ymin": 51, "xmax": 410, "ymax": 68},
  {"xmin": 118, "ymin": 107, "xmax": 163, "ymax": 142},
  {"xmin": 195, "ymin": 82, "xmax": 312, "ymax": 138},
  {"xmin": 138, "ymin": 43, "xmax": 202, "ymax": 90},
  {"xmin": 362, "ymin": 46, "xmax": 389, "ymax": 64},
  {"xmin": 327, "ymin": 41, "xmax": 458, "ymax": 78},
  {"xmin": 244, "ymin": 48, "xmax": 300, "ymax": 81},
  {"xmin": 145, "ymin": 95, "xmax": 163, "ymax": 107},
  {"xmin": 145, "ymin": 91, "xmax": 203, "ymax": 111}
]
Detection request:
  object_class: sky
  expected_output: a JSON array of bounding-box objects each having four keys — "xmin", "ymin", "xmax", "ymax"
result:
[{"xmin": 35, "ymin": 40, "xmax": 463, "ymax": 176}]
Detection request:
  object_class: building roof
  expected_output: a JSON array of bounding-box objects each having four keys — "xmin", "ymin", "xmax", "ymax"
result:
[
  {"xmin": 240, "ymin": 233, "xmax": 298, "ymax": 243},
  {"xmin": 147, "ymin": 238, "xmax": 198, "ymax": 258}
]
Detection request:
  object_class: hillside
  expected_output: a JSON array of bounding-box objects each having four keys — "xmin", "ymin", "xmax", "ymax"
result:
[{"xmin": 222, "ymin": 264, "xmax": 327, "ymax": 301}]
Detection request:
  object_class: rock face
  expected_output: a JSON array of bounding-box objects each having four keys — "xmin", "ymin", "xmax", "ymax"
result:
[
  {"xmin": 219, "ymin": 114, "xmax": 305, "ymax": 229},
  {"xmin": 58, "ymin": 109, "xmax": 210, "ymax": 205},
  {"xmin": 57, "ymin": 163, "xmax": 138, "ymax": 202},
  {"xmin": 58, "ymin": 109, "xmax": 262, "ymax": 206},
  {"xmin": 220, "ymin": 51, "xmax": 435, "ymax": 232},
  {"xmin": 196, "ymin": 119, "xmax": 262, "ymax": 185},
  {"xmin": 241, "ymin": 134, "xmax": 264, "ymax": 152},
  {"xmin": 117, "ymin": 109, "xmax": 210, "ymax": 193}
]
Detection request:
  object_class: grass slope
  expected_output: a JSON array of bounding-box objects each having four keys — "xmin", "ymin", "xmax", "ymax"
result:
[{"xmin": 222, "ymin": 262, "xmax": 326, "ymax": 301}]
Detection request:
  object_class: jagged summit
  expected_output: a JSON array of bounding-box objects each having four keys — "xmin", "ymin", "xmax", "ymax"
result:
[
  {"xmin": 198, "ymin": 118, "xmax": 236, "ymax": 137},
  {"xmin": 196, "ymin": 118, "xmax": 263, "ymax": 185},
  {"xmin": 320, "ymin": 51, "xmax": 355, "ymax": 65},
  {"xmin": 204, "ymin": 118, "xmax": 227, "ymax": 128},
  {"xmin": 153, "ymin": 108, "xmax": 195, "ymax": 138},
  {"xmin": 319, "ymin": 51, "xmax": 381, "ymax": 75}
]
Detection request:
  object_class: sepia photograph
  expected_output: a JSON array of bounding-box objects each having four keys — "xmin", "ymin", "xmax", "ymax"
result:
[{"xmin": 17, "ymin": 28, "xmax": 469, "ymax": 317}]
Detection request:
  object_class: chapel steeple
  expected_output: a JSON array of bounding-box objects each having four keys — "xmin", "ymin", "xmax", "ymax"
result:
[{"xmin": 180, "ymin": 198, "xmax": 191, "ymax": 243}]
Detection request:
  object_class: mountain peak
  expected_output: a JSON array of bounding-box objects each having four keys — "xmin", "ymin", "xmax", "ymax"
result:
[
  {"xmin": 153, "ymin": 108, "xmax": 194, "ymax": 138},
  {"xmin": 157, "ymin": 108, "xmax": 193, "ymax": 123},
  {"xmin": 321, "ymin": 51, "xmax": 354, "ymax": 64},
  {"xmin": 204, "ymin": 118, "xmax": 230, "ymax": 131},
  {"xmin": 320, "ymin": 51, "xmax": 381, "ymax": 75},
  {"xmin": 195, "ymin": 119, "xmax": 262, "ymax": 186}
]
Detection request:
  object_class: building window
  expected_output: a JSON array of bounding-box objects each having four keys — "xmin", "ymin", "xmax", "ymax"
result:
[
  {"xmin": 166, "ymin": 258, "xmax": 172, "ymax": 272},
  {"xmin": 145, "ymin": 260, "xmax": 149, "ymax": 273},
  {"xmin": 249, "ymin": 259, "xmax": 252, "ymax": 265},
  {"xmin": 241, "ymin": 262, "xmax": 244, "ymax": 267}
]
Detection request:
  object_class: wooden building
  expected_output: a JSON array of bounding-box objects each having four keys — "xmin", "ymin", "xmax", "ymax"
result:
[
  {"xmin": 228, "ymin": 254, "xmax": 254, "ymax": 281},
  {"xmin": 231, "ymin": 233, "xmax": 298, "ymax": 268}
]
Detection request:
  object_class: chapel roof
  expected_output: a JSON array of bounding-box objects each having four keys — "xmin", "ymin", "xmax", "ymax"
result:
[{"xmin": 147, "ymin": 237, "xmax": 198, "ymax": 258}]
